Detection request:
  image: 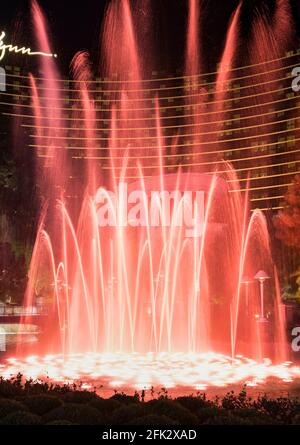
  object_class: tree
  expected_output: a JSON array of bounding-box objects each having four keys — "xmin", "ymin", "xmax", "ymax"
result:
[
  {"xmin": 273, "ymin": 175, "xmax": 300, "ymax": 249},
  {"xmin": 273, "ymin": 175, "xmax": 300, "ymax": 301}
]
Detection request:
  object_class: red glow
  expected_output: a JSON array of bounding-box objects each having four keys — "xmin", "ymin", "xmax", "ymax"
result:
[
  {"xmin": 8, "ymin": 0, "xmax": 296, "ymax": 391},
  {"xmin": 2, "ymin": 352, "xmax": 300, "ymax": 390}
]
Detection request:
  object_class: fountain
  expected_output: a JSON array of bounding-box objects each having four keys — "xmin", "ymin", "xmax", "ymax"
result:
[{"xmin": 1, "ymin": 0, "xmax": 300, "ymax": 391}]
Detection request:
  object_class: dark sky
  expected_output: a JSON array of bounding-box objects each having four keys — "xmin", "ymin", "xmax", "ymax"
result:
[{"xmin": 1, "ymin": 0, "xmax": 300, "ymax": 75}]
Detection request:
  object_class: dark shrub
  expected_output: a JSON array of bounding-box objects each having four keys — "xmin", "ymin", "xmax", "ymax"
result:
[
  {"xmin": 46, "ymin": 420, "xmax": 77, "ymax": 425},
  {"xmin": 175, "ymin": 395, "xmax": 212, "ymax": 412},
  {"xmin": 254, "ymin": 395, "xmax": 298, "ymax": 423},
  {"xmin": 221, "ymin": 388, "xmax": 251, "ymax": 410},
  {"xmin": 233, "ymin": 408, "xmax": 275, "ymax": 425},
  {"xmin": 0, "ymin": 398, "xmax": 28, "ymax": 419},
  {"xmin": 203, "ymin": 413, "xmax": 252, "ymax": 425},
  {"xmin": 63, "ymin": 391, "xmax": 98, "ymax": 404},
  {"xmin": 23, "ymin": 394, "xmax": 63, "ymax": 415},
  {"xmin": 292, "ymin": 414, "xmax": 300, "ymax": 425},
  {"xmin": 197, "ymin": 406, "xmax": 227, "ymax": 423},
  {"xmin": 90, "ymin": 397, "xmax": 122, "ymax": 413},
  {"xmin": 145, "ymin": 399, "xmax": 197, "ymax": 424},
  {"xmin": 0, "ymin": 411, "xmax": 41, "ymax": 425},
  {"xmin": 44, "ymin": 403, "xmax": 105, "ymax": 425},
  {"xmin": 110, "ymin": 393, "xmax": 139, "ymax": 405},
  {"xmin": 110, "ymin": 403, "xmax": 147, "ymax": 425},
  {"xmin": 128, "ymin": 414, "xmax": 176, "ymax": 425},
  {"xmin": 0, "ymin": 376, "xmax": 23, "ymax": 398}
]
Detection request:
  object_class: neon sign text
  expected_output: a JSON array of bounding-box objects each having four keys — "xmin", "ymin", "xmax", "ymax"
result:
[{"xmin": 0, "ymin": 31, "xmax": 57, "ymax": 61}]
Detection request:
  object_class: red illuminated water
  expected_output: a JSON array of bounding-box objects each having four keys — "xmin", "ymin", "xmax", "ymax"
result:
[{"xmin": 3, "ymin": 0, "xmax": 300, "ymax": 390}]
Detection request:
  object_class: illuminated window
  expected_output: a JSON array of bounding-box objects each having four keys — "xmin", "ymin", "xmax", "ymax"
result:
[
  {"xmin": 287, "ymin": 136, "xmax": 295, "ymax": 147},
  {"xmin": 286, "ymin": 92, "xmax": 295, "ymax": 99},
  {"xmin": 287, "ymin": 119, "xmax": 295, "ymax": 129}
]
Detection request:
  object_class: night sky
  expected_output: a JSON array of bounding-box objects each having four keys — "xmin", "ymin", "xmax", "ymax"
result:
[{"xmin": 1, "ymin": 0, "xmax": 300, "ymax": 77}]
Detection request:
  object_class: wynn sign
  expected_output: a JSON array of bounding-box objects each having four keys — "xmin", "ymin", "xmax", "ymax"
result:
[{"xmin": 0, "ymin": 31, "xmax": 57, "ymax": 61}]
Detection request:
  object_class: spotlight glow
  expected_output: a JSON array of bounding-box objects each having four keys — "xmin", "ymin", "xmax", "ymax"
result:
[{"xmin": 1, "ymin": 352, "xmax": 300, "ymax": 390}]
